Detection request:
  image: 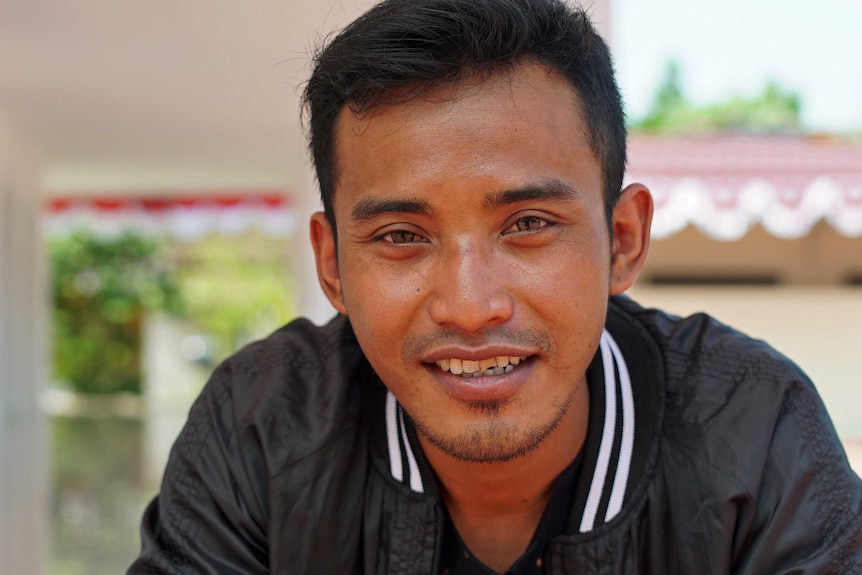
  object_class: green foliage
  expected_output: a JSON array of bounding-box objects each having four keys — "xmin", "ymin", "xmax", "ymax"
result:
[
  {"xmin": 51, "ymin": 233, "xmax": 183, "ymax": 394},
  {"xmin": 50, "ymin": 230, "xmax": 296, "ymax": 395},
  {"xmin": 650, "ymin": 60, "xmax": 686, "ymax": 116},
  {"xmin": 169, "ymin": 233, "xmax": 297, "ymax": 360},
  {"xmin": 633, "ymin": 61, "xmax": 802, "ymax": 133}
]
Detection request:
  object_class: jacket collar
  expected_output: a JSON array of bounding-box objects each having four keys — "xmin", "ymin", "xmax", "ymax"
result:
[{"xmin": 366, "ymin": 297, "xmax": 664, "ymax": 536}]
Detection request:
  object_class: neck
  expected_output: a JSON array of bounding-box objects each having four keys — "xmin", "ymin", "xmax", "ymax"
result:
[{"xmin": 418, "ymin": 381, "xmax": 589, "ymax": 572}]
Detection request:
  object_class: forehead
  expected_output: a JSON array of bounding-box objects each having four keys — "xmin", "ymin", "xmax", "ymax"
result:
[{"xmin": 331, "ymin": 62, "xmax": 599, "ymax": 212}]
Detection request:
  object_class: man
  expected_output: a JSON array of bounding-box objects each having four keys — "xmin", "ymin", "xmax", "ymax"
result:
[{"xmin": 130, "ymin": 0, "xmax": 862, "ymax": 572}]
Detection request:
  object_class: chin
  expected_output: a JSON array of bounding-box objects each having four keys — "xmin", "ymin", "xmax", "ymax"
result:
[{"xmin": 410, "ymin": 390, "xmax": 576, "ymax": 464}]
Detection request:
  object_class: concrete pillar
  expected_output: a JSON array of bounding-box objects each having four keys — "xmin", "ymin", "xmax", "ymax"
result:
[
  {"xmin": 292, "ymin": 166, "xmax": 338, "ymax": 326},
  {"xmin": 141, "ymin": 314, "xmax": 211, "ymax": 486},
  {"xmin": 0, "ymin": 114, "xmax": 47, "ymax": 573}
]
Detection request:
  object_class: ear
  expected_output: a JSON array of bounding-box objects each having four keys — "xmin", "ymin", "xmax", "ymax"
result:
[
  {"xmin": 609, "ymin": 183, "xmax": 653, "ymax": 295},
  {"xmin": 310, "ymin": 212, "xmax": 348, "ymax": 315}
]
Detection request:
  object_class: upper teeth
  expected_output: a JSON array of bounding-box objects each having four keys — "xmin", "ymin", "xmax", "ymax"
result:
[{"xmin": 435, "ymin": 356, "xmax": 524, "ymax": 377}]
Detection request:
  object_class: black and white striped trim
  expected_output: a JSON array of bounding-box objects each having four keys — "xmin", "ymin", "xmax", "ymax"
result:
[
  {"xmin": 578, "ymin": 329, "xmax": 635, "ymax": 532},
  {"xmin": 385, "ymin": 390, "xmax": 425, "ymax": 493},
  {"xmin": 383, "ymin": 327, "xmax": 635, "ymax": 517}
]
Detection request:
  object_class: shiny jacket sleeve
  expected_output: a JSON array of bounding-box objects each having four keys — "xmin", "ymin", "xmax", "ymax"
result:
[
  {"xmin": 730, "ymin": 369, "xmax": 862, "ymax": 573},
  {"xmin": 649, "ymin": 303, "xmax": 862, "ymax": 575},
  {"xmin": 128, "ymin": 362, "xmax": 270, "ymax": 574}
]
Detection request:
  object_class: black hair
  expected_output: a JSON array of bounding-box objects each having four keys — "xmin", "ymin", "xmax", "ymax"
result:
[{"xmin": 302, "ymin": 0, "xmax": 626, "ymax": 234}]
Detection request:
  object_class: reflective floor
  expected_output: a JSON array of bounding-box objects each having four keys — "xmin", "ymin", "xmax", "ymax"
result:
[{"xmin": 49, "ymin": 415, "xmax": 157, "ymax": 575}]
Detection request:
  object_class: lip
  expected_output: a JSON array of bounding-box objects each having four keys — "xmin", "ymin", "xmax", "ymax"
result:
[
  {"xmin": 420, "ymin": 345, "xmax": 537, "ymax": 364},
  {"xmin": 425, "ymin": 356, "xmax": 536, "ymax": 402}
]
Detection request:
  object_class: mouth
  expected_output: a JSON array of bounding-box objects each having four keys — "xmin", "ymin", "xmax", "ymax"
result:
[{"xmin": 434, "ymin": 355, "xmax": 527, "ymax": 378}]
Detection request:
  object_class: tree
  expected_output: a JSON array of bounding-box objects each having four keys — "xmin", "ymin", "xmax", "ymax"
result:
[
  {"xmin": 50, "ymin": 230, "xmax": 297, "ymax": 395},
  {"xmin": 51, "ymin": 233, "xmax": 183, "ymax": 394},
  {"xmin": 168, "ymin": 233, "xmax": 297, "ymax": 357},
  {"xmin": 633, "ymin": 61, "xmax": 802, "ymax": 133}
]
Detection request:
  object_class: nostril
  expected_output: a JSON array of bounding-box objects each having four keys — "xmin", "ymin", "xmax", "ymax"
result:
[{"xmin": 427, "ymin": 290, "xmax": 515, "ymax": 331}]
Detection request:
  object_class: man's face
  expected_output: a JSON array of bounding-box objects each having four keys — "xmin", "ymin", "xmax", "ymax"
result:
[{"xmin": 314, "ymin": 62, "xmax": 620, "ymax": 463}]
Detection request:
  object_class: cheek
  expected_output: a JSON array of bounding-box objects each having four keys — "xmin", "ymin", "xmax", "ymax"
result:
[
  {"xmin": 507, "ymin": 230, "xmax": 610, "ymax": 300},
  {"xmin": 511, "ymin": 234, "xmax": 609, "ymax": 360},
  {"xmin": 343, "ymin": 257, "xmax": 429, "ymax": 309},
  {"xmin": 339, "ymin": 253, "xmax": 431, "ymax": 347}
]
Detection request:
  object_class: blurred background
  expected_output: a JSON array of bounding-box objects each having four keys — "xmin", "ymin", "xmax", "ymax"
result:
[{"xmin": 0, "ymin": 0, "xmax": 860, "ymax": 572}]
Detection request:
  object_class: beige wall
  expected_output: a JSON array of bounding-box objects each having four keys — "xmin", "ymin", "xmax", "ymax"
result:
[{"xmin": 641, "ymin": 223, "xmax": 862, "ymax": 285}]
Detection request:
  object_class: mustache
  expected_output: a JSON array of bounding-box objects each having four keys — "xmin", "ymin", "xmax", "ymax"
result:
[{"xmin": 402, "ymin": 326, "xmax": 554, "ymax": 362}]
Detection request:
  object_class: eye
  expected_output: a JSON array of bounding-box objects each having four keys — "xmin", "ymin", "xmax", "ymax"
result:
[
  {"xmin": 504, "ymin": 216, "xmax": 550, "ymax": 234},
  {"xmin": 376, "ymin": 229, "xmax": 427, "ymax": 244},
  {"xmin": 388, "ymin": 231, "xmax": 416, "ymax": 244}
]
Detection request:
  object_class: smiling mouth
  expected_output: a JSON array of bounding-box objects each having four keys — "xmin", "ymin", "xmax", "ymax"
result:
[{"xmin": 434, "ymin": 356, "xmax": 526, "ymax": 378}]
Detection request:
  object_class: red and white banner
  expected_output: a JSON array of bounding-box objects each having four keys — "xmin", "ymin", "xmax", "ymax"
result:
[
  {"xmin": 42, "ymin": 136, "xmax": 862, "ymax": 243},
  {"xmin": 43, "ymin": 192, "xmax": 297, "ymax": 241}
]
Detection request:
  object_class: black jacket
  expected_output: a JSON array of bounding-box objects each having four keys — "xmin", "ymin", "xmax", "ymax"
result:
[{"xmin": 130, "ymin": 296, "xmax": 862, "ymax": 574}]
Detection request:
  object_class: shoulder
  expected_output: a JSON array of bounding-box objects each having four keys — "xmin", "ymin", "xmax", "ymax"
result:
[
  {"xmin": 189, "ymin": 314, "xmax": 367, "ymax": 472},
  {"xmin": 609, "ymin": 294, "xmax": 834, "ymax": 491},
  {"xmin": 132, "ymin": 315, "xmax": 369, "ymax": 572},
  {"xmin": 216, "ymin": 314, "xmax": 364, "ymax": 410},
  {"xmin": 612, "ymin": 295, "xmax": 817, "ymax": 449},
  {"xmin": 611, "ymin": 296, "xmax": 862, "ymax": 571},
  {"xmin": 610, "ymin": 294, "xmax": 808, "ymax": 404}
]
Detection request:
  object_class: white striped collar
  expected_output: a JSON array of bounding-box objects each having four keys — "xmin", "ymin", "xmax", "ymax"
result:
[
  {"xmin": 385, "ymin": 389, "xmax": 425, "ymax": 493},
  {"xmin": 382, "ymin": 327, "xmax": 637, "ymax": 533},
  {"xmin": 578, "ymin": 329, "xmax": 635, "ymax": 531}
]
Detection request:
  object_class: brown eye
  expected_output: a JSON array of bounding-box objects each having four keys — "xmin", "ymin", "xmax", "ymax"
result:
[
  {"xmin": 515, "ymin": 217, "xmax": 546, "ymax": 232},
  {"xmin": 388, "ymin": 231, "xmax": 416, "ymax": 243}
]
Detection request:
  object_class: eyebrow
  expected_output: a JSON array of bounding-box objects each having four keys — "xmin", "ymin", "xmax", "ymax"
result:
[
  {"xmin": 483, "ymin": 179, "xmax": 581, "ymax": 209},
  {"xmin": 348, "ymin": 178, "xmax": 580, "ymax": 221},
  {"xmin": 350, "ymin": 196, "xmax": 433, "ymax": 222}
]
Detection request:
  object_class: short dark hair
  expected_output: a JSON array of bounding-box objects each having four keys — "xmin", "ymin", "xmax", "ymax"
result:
[{"xmin": 303, "ymin": 0, "xmax": 626, "ymax": 233}]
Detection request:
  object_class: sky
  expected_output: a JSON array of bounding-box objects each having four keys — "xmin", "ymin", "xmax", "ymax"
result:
[{"xmin": 612, "ymin": 0, "xmax": 862, "ymax": 132}]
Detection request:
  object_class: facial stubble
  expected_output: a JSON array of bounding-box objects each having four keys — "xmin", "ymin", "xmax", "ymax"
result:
[{"xmin": 410, "ymin": 379, "xmax": 582, "ymax": 464}]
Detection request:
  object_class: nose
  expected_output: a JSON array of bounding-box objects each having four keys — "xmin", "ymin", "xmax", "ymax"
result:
[{"xmin": 427, "ymin": 242, "xmax": 514, "ymax": 333}]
